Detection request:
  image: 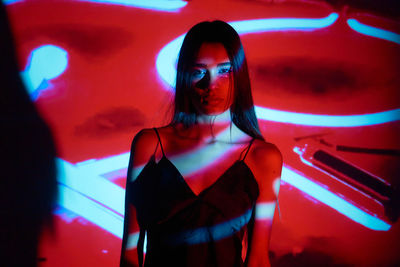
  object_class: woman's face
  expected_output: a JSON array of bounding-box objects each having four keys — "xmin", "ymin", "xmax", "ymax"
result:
[{"xmin": 190, "ymin": 42, "xmax": 233, "ymax": 115}]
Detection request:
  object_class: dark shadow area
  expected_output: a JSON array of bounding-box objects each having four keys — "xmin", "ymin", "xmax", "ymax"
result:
[
  {"xmin": 0, "ymin": 3, "xmax": 58, "ymax": 266},
  {"xmin": 324, "ymin": 0, "xmax": 400, "ymax": 18},
  {"xmin": 254, "ymin": 57, "xmax": 363, "ymax": 97},
  {"xmin": 74, "ymin": 106, "xmax": 146, "ymax": 138},
  {"xmin": 247, "ymin": 0, "xmax": 400, "ymax": 18},
  {"xmin": 270, "ymin": 250, "xmax": 353, "ymax": 267}
]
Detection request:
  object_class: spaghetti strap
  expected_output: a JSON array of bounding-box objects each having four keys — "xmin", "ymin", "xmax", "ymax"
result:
[
  {"xmin": 276, "ymin": 198, "xmax": 282, "ymax": 220},
  {"xmin": 241, "ymin": 138, "xmax": 255, "ymax": 161},
  {"xmin": 153, "ymin": 128, "xmax": 165, "ymax": 156}
]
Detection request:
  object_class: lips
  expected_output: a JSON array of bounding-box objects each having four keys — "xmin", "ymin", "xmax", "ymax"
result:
[{"xmin": 201, "ymin": 96, "xmax": 223, "ymax": 105}]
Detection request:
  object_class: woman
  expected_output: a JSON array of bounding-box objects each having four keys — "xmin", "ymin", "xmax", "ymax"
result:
[{"xmin": 121, "ymin": 20, "xmax": 282, "ymax": 267}]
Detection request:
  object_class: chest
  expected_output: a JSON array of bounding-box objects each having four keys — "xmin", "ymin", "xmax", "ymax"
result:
[{"xmin": 158, "ymin": 142, "xmax": 249, "ymax": 196}]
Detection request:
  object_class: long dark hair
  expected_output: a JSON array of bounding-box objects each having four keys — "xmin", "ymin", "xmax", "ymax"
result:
[{"xmin": 172, "ymin": 20, "xmax": 264, "ymax": 140}]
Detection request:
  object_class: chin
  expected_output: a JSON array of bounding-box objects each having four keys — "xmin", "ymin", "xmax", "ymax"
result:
[{"xmin": 199, "ymin": 107, "xmax": 229, "ymax": 116}]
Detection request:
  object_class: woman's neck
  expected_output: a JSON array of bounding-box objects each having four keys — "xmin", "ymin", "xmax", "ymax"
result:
[
  {"xmin": 196, "ymin": 109, "xmax": 232, "ymax": 126},
  {"xmin": 181, "ymin": 109, "xmax": 248, "ymax": 144}
]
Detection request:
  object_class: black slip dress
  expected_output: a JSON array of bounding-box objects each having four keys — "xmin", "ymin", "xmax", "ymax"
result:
[{"xmin": 125, "ymin": 128, "xmax": 259, "ymax": 267}]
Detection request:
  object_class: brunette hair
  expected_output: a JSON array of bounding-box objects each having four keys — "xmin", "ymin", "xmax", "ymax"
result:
[{"xmin": 172, "ymin": 20, "xmax": 264, "ymax": 140}]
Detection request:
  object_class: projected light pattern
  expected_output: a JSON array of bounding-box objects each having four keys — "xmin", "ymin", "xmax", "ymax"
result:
[
  {"xmin": 58, "ymin": 183, "xmax": 124, "ymax": 238},
  {"xmin": 77, "ymin": 0, "xmax": 187, "ymax": 11},
  {"xmin": 347, "ymin": 18, "xmax": 400, "ymax": 45},
  {"xmin": 2, "ymin": 0, "xmax": 22, "ymax": 5},
  {"xmin": 3, "ymin": 0, "xmax": 187, "ymax": 11},
  {"xmin": 255, "ymin": 107, "xmax": 400, "ymax": 127},
  {"xmin": 56, "ymin": 144, "xmax": 391, "ymax": 242},
  {"xmin": 46, "ymin": 13, "xmax": 394, "ymax": 244},
  {"xmin": 57, "ymin": 159, "xmax": 126, "ymax": 216},
  {"xmin": 21, "ymin": 45, "xmax": 68, "ymax": 100},
  {"xmin": 7, "ymin": 1, "xmax": 398, "ymax": 262},
  {"xmin": 156, "ymin": 15, "xmax": 400, "ymax": 127},
  {"xmin": 165, "ymin": 208, "xmax": 253, "ymax": 245},
  {"xmin": 230, "ymin": 13, "xmax": 339, "ymax": 34},
  {"xmin": 156, "ymin": 13, "xmax": 339, "ymax": 88},
  {"xmin": 256, "ymin": 202, "xmax": 276, "ymax": 220},
  {"xmin": 293, "ymin": 146, "xmax": 390, "ymax": 210},
  {"xmin": 282, "ymin": 166, "xmax": 391, "ymax": 231},
  {"xmin": 126, "ymin": 232, "xmax": 140, "ymax": 249}
]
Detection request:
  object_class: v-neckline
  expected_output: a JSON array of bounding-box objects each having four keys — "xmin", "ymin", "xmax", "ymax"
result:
[{"xmin": 157, "ymin": 155, "xmax": 253, "ymax": 198}]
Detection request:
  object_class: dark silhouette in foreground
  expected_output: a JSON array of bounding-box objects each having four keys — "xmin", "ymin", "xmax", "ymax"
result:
[{"xmin": 0, "ymin": 3, "xmax": 58, "ymax": 266}]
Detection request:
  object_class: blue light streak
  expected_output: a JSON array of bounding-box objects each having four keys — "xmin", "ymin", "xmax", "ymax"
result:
[
  {"xmin": 255, "ymin": 107, "xmax": 400, "ymax": 127},
  {"xmin": 293, "ymin": 146, "xmax": 387, "ymax": 205},
  {"xmin": 56, "ymin": 158, "xmax": 127, "ymax": 238},
  {"xmin": 17, "ymin": 12, "xmax": 391, "ymax": 238},
  {"xmin": 55, "ymin": 146, "xmax": 391, "ymax": 240},
  {"xmin": 282, "ymin": 165, "xmax": 391, "ymax": 231},
  {"xmin": 58, "ymin": 183, "xmax": 124, "ymax": 238},
  {"xmin": 156, "ymin": 13, "xmax": 339, "ymax": 88},
  {"xmin": 76, "ymin": 0, "xmax": 187, "ymax": 11},
  {"xmin": 76, "ymin": 152, "xmax": 130, "ymax": 176},
  {"xmin": 126, "ymin": 232, "xmax": 140, "ymax": 250},
  {"xmin": 347, "ymin": 19, "xmax": 400, "ymax": 45},
  {"xmin": 164, "ymin": 208, "xmax": 253, "ymax": 245},
  {"xmin": 57, "ymin": 158, "xmax": 126, "ymax": 216},
  {"xmin": 255, "ymin": 202, "xmax": 275, "ymax": 220},
  {"xmin": 2, "ymin": 0, "xmax": 23, "ymax": 4},
  {"xmin": 4, "ymin": 0, "xmax": 187, "ymax": 10},
  {"xmin": 230, "ymin": 13, "xmax": 339, "ymax": 34},
  {"xmin": 21, "ymin": 45, "xmax": 68, "ymax": 100},
  {"xmin": 156, "ymin": 14, "xmax": 399, "ymax": 127}
]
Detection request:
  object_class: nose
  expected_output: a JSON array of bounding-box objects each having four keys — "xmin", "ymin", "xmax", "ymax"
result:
[
  {"xmin": 195, "ymin": 70, "xmax": 210, "ymax": 90},
  {"xmin": 195, "ymin": 70, "xmax": 219, "ymax": 91}
]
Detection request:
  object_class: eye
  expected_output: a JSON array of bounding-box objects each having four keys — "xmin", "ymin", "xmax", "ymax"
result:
[
  {"xmin": 218, "ymin": 66, "xmax": 232, "ymax": 75},
  {"xmin": 192, "ymin": 69, "xmax": 206, "ymax": 79}
]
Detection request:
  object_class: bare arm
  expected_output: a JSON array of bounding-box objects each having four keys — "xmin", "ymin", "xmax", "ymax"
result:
[
  {"xmin": 246, "ymin": 142, "xmax": 283, "ymax": 267},
  {"xmin": 121, "ymin": 129, "xmax": 158, "ymax": 266}
]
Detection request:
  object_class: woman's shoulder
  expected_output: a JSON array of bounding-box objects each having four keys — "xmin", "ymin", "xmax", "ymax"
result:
[
  {"xmin": 131, "ymin": 126, "xmax": 171, "ymax": 144},
  {"xmin": 246, "ymin": 139, "xmax": 283, "ymax": 180},
  {"xmin": 131, "ymin": 128, "xmax": 157, "ymax": 146},
  {"xmin": 251, "ymin": 139, "xmax": 282, "ymax": 164},
  {"xmin": 246, "ymin": 139, "xmax": 282, "ymax": 198},
  {"xmin": 130, "ymin": 126, "xmax": 174, "ymax": 155},
  {"xmin": 129, "ymin": 128, "xmax": 159, "ymax": 163}
]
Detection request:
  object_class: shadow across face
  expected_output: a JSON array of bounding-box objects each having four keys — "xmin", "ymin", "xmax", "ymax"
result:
[{"xmin": 190, "ymin": 43, "xmax": 233, "ymax": 115}]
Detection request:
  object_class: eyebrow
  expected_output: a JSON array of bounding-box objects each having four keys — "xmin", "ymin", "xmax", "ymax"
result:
[{"xmin": 193, "ymin": 62, "xmax": 231, "ymax": 68}]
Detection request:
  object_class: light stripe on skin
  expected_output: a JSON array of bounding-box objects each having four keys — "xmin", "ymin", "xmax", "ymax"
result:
[
  {"xmin": 126, "ymin": 232, "xmax": 140, "ymax": 250},
  {"xmin": 57, "ymin": 13, "xmax": 397, "ymax": 234},
  {"xmin": 126, "ymin": 204, "xmax": 277, "ymax": 249},
  {"xmin": 56, "ymin": 131, "xmax": 390, "ymax": 241},
  {"xmin": 125, "ymin": 203, "xmax": 275, "ymax": 250},
  {"xmin": 74, "ymin": 125, "xmax": 247, "ymax": 182},
  {"xmin": 255, "ymin": 202, "xmax": 276, "ymax": 220},
  {"xmin": 57, "ymin": 160, "xmax": 390, "ymax": 248},
  {"xmin": 162, "ymin": 208, "xmax": 254, "ymax": 246},
  {"xmin": 130, "ymin": 125, "xmax": 249, "ymax": 181}
]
